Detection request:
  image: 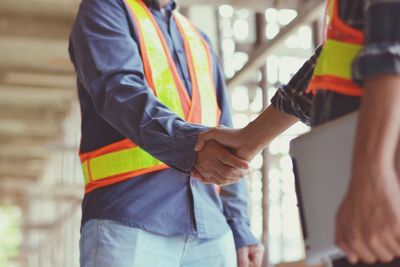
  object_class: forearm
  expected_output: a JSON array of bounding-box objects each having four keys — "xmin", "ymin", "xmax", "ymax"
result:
[
  {"xmin": 352, "ymin": 75, "xmax": 400, "ymax": 172},
  {"xmin": 243, "ymin": 106, "xmax": 298, "ymax": 153}
]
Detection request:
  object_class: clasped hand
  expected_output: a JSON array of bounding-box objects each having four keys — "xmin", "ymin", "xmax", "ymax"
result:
[{"xmin": 191, "ymin": 127, "xmax": 259, "ymax": 185}]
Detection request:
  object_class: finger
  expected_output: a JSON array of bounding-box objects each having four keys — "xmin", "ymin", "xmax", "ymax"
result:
[
  {"xmin": 208, "ymin": 169, "xmax": 237, "ymax": 185},
  {"xmin": 216, "ymin": 164, "xmax": 246, "ymax": 180},
  {"xmin": 191, "ymin": 168, "xmax": 209, "ymax": 183},
  {"xmin": 348, "ymin": 235, "xmax": 377, "ymax": 264},
  {"xmin": 367, "ymin": 234, "xmax": 396, "ymax": 263},
  {"xmin": 194, "ymin": 131, "xmax": 214, "ymax": 151},
  {"xmin": 381, "ymin": 230, "xmax": 400, "ymax": 257},
  {"xmin": 237, "ymin": 248, "xmax": 249, "ymax": 267},
  {"xmin": 193, "ymin": 165, "xmax": 218, "ymax": 184},
  {"xmin": 216, "ymin": 147, "xmax": 249, "ymax": 170},
  {"xmin": 335, "ymin": 220, "xmax": 358, "ymax": 263},
  {"xmin": 370, "ymin": 231, "xmax": 400, "ymax": 262}
]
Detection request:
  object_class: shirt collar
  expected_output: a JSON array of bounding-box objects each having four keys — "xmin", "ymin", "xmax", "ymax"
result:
[{"xmin": 144, "ymin": 0, "xmax": 177, "ymax": 11}]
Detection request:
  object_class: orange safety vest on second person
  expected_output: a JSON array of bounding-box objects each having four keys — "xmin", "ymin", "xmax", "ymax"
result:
[
  {"xmin": 306, "ymin": 0, "xmax": 364, "ymax": 96},
  {"xmin": 79, "ymin": 0, "xmax": 221, "ymax": 194}
]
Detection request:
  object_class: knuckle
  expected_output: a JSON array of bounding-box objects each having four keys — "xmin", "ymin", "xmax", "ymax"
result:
[
  {"xmin": 382, "ymin": 255, "xmax": 394, "ymax": 263},
  {"xmin": 366, "ymin": 235, "xmax": 377, "ymax": 247}
]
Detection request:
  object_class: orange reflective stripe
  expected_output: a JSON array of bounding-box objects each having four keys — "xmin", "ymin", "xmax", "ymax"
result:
[
  {"xmin": 308, "ymin": 0, "xmax": 364, "ymax": 96},
  {"xmin": 307, "ymin": 75, "xmax": 363, "ymax": 97},
  {"xmin": 327, "ymin": 0, "xmax": 363, "ymax": 44},
  {"xmin": 80, "ymin": 139, "xmax": 135, "ymax": 162},
  {"xmin": 173, "ymin": 12, "xmax": 220, "ymax": 126}
]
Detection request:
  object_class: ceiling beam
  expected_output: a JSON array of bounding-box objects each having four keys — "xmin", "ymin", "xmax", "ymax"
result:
[
  {"xmin": 0, "ymin": 0, "xmax": 78, "ymax": 20},
  {"xmin": 0, "ymin": 119, "xmax": 61, "ymax": 138},
  {"xmin": 0, "ymin": 135, "xmax": 60, "ymax": 149},
  {"xmin": 0, "ymin": 85, "xmax": 74, "ymax": 107},
  {"xmin": 0, "ymin": 13, "xmax": 73, "ymax": 40},
  {"xmin": 0, "ymin": 106, "xmax": 67, "ymax": 122},
  {"xmin": 0, "ymin": 144, "xmax": 48, "ymax": 159},
  {"xmin": 0, "ymin": 162, "xmax": 42, "ymax": 181},
  {"xmin": 227, "ymin": 0, "xmax": 325, "ymax": 89},
  {"xmin": 0, "ymin": 36, "xmax": 73, "ymax": 74},
  {"xmin": 0, "ymin": 71, "xmax": 75, "ymax": 89},
  {"xmin": 0, "ymin": 180, "xmax": 83, "ymax": 200},
  {"xmin": 0, "ymin": 0, "xmax": 300, "ymax": 19}
]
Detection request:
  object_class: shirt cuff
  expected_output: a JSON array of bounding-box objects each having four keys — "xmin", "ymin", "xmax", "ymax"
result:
[
  {"xmin": 228, "ymin": 219, "xmax": 260, "ymax": 249},
  {"xmin": 271, "ymin": 85, "xmax": 312, "ymax": 126},
  {"xmin": 352, "ymin": 44, "xmax": 400, "ymax": 84},
  {"xmin": 172, "ymin": 123, "xmax": 209, "ymax": 173}
]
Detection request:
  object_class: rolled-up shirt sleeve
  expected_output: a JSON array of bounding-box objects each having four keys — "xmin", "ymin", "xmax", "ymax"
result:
[
  {"xmin": 352, "ymin": 0, "xmax": 400, "ymax": 83},
  {"xmin": 270, "ymin": 46, "xmax": 321, "ymax": 125},
  {"xmin": 69, "ymin": 0, "xmax": 207, "ymax": 173}
]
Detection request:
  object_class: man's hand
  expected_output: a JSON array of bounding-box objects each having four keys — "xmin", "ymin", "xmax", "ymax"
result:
[
  {"xmin": 237, "ymin": 244, "xmax": 265, "ymax": 267},
  {"xmin": 192, "ymin": 140, "xmax": 249, "ymax": 185},
  {"xmin": 335, "ymin": 164, "xmax": 400, "ymax": 264},
  {"xmin": 195, "ymin": 127, "xmax": 258, "ymax": 161}
]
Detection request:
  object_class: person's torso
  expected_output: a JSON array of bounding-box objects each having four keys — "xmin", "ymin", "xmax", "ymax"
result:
[
  {"xmin": 70, "ymin": 0, "xmax": 230, "ymax": 238},
  {"xmin": 311, "ymin": 0, "xmax": 363, "ymax": 126}
]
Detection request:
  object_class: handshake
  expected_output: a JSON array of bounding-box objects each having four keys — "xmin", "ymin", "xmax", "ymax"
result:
[
  {"xmin": 191, "ymin": 106, "xmax": 297, "ymax": 185},
  {"xmin": 191, "ymin": 126, "xmax": 261, "ymax": 186}
]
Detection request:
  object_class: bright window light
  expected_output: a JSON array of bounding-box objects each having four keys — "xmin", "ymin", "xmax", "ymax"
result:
[
  {"xmin": 278, "ymin": 9, "xmax": 297, "ymax": 25},
  {"xmin": 232, "ymin": 113, "xmax": 250, "ymax": 128},
  {"xmin": 285, "ymin": 35, "xmax": 299, "ymax": 49},
  {"xmin": 266, "ymin": 56, "xmax": 279, "ymax": 84},
  {"xmin": 222, "ymin": 39, "xmax": 235, "ymax": 54},
  {"xmin": 219, "ymin": 4, "xmax": 234, "ymax": 18},
  {"xmin": 265, "ymin": 8, "xmax": 278, "ymax": 23},
  {"xmin": 233, "ymin": 52, "xmax": 248, "ymax": 71},
  {"xmin": 232, "ymin": 86, "xmax": 249, "ymax": 111},
  {"xmin": 298, "ymin": 25, "xmax": 312, "ymax": 49},
  {"xmin": 237, "ymin": 8, "xmax": 250, "ymax": 19},
  {"xmin": 233, "ymin": 19, "xmax": 249, "ymax": 41},
  {"xmin": 266, "ymin": 23, "xmax": 280, "ymax": 39}
]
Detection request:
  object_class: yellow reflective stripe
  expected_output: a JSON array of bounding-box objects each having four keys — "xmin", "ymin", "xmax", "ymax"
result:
[
  {"xmin": 174, "ymin": 12, "xmax": 218, "ymax": 127},
  {"xmin": 314, "ymin": 39, "xmax": 362, "ymax": 80},
  {"xmin": 88, "ymin": 147, "xmax": 162, "ymax": 181},
  {"xmin": 126, "ymin": 0, "xmax": 185, "ymax": 118},
  {"xmin": 82, "ymin": 161, "xmax": 90, "ymax": 186}
]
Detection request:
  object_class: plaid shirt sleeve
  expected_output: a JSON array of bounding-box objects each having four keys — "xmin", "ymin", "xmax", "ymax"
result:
[
  {"xmin": 352, "ymin": 0, "xmax": 400, "ymax": 84},
  {"xmin": 270, "ymin": 46, "xmax": 322, "ymax": 125}
]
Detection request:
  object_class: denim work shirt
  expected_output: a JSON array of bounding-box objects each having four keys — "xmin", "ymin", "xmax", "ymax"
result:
[
  {"xmin": 69, "ymin": 0, "xmax": 258, "ymax": 248},
  {"xmin": 271, "ymin": 0, "xmax": 400, "ymax": 125}
]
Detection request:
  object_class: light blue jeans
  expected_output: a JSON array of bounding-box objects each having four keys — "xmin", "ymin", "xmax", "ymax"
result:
[{"xmin": 80, "ymin": 219, "xmax": 237, "ymax": 267}]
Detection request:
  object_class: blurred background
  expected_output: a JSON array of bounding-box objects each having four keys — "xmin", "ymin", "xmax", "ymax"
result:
[{"xmin": 0, "ymin": 0, "xmax": 325, "ymax": 266}]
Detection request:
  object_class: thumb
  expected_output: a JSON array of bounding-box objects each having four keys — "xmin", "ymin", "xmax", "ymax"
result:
[{"xmin": 194, "ymin": 130, "xmax": 214, "ymax": 151}]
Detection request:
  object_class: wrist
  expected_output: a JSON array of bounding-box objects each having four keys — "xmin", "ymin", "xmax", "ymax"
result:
[{"xmin": 240, "ymin": 124, "xmax": 264, "ymax": 157}]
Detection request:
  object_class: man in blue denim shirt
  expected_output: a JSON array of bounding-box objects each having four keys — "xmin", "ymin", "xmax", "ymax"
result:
[{"xmin": 69, "ymin": 0, "xmax": 263, "ymax": 266}]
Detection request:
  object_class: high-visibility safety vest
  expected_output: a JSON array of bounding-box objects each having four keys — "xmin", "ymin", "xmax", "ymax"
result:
[
  {"xmin": 79, "ymin": 0, "xmax": 221, "ymax": 194},
  {"xmin": 306, "ymin": 0, "xmax": 364, "ymax": 96}
]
